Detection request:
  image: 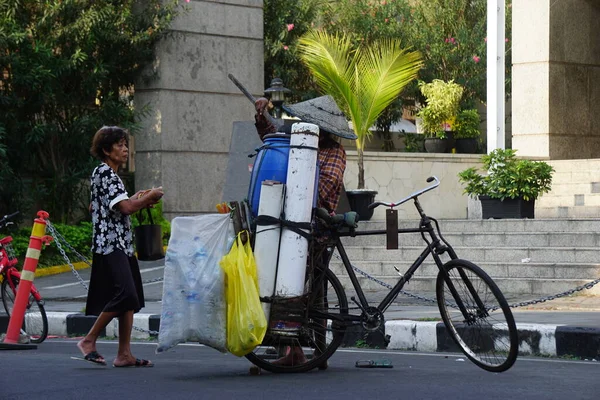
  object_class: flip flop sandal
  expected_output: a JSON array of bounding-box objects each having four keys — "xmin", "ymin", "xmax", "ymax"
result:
[
  {"xmin": 71, "ymin": 351, "xmax": 107, "ymax": 366},
  {"xmin": 113, "ymin": 358, "xmax": 154, "ymax": 368}
]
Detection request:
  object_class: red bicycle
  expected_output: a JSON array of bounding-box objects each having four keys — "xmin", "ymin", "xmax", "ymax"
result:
[{"xmin": 0, "ymin": 212, "xmax": 48, "ymax": 344}]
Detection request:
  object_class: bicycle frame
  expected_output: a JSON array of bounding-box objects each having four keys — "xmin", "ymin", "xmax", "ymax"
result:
[
  {"xmin": 0, "ymin": 240, "xmax": 43, "ymax": 303},
  {"xmin": 312, "ymin": 179, "xmax": 488, "ymax": 328}
]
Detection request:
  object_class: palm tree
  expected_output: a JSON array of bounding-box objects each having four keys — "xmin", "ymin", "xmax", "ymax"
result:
[{"xmin": 298, "ymin": 30, "xmax": 423, "ymax": 189}]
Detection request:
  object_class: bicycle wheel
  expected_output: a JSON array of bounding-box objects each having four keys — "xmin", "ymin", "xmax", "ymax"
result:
[
  {"xmin": 436, "ymin": 259, "xmax": 518, "ymax": 372},
  {"xmin": 245, "ymin": 268, "xmax": 348, "ymax": 373},
  {"xmin": 1, "ymin": 277, "xmax": 48, "ymax": 344}
]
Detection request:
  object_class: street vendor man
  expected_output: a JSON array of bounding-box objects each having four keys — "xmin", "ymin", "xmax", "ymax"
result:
[
  {"xmin": 254, "ymin": 95, "xmax": 357, "ymax": 215},
  {"xmin": 254, "ymin": 95, "xmax": 357, "ymax": 367}
]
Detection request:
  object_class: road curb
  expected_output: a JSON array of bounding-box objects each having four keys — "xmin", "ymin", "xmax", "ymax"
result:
[
  {"xmin": 34, "ymin": 261, "xmax": 90, "ymax": 278},
  {"xmin": 4, "ymin": 313, "xmax": 598, "ymax": 359}
]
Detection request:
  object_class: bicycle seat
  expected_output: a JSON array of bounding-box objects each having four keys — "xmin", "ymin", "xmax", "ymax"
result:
[{"xmin": 315, "ymin": 208, "xmax": 359, "ymax": 229}]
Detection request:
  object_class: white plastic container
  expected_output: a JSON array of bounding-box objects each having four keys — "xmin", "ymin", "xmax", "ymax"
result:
[
  {"xmin": 275, "ymin": 122, "xmax": 319, "ymax": 297},
  {"xmin": 253, "ymin": 181, "xmax": 285, "ymax": 320}
]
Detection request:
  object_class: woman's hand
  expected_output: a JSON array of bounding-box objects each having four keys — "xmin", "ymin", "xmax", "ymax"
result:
[{"xmin": 147, "ymin": 187, "xmax": 164, "ymax": 204}]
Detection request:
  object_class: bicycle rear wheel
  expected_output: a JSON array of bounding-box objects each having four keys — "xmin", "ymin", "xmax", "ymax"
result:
[
  {"xmin": 245, "ymin": 268, "xmax": 348, "ymax": 373},
  {"xmin": 2, "ymin": 277, "xmax": 48, "ymax": 344},
  {"xmin": 436, "ymin": 259, "xmax": 518, "ymax": 372}
]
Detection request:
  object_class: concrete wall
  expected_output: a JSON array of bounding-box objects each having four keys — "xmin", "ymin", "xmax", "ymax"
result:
[
  {"xmin": 134, "ymin": 0, "xmax": 264, "ymax": 220},
  {"xmin": 344, "ymin": 151, "xmax": 482, "ymax": 220},
  {"xmin": 512, "ymin": 0, "xmax": 600, "ymax": 159}
]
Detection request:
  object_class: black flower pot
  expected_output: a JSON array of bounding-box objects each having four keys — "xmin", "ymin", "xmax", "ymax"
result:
[
  {"xmin": 424, "ymin": 137, "xmax": 450, "ymax": 153},
  {"xmin": 134, "ymin": 225, "xmax": 165, "ymax": 261},
  {"xmin": 455, "ymin": 138, "xmax": 479, "ymax": 154},
  {"xmin": 346, "ymin": 190, "xmax": 378, "ymax": 221},
  {"xmin": 479, "ymin": 195, "xmax": 535, "ymax": 219}
]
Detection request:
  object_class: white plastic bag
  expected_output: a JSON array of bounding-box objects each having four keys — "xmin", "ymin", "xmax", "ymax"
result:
[{"xmin": 157, "ymin": 213, "xmax": 234, "ymax": 353}]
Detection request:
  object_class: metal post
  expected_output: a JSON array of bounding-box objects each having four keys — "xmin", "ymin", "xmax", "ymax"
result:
[{"xmin": 487, "ymin": 0, "xmax": 506, "ymax": 153}]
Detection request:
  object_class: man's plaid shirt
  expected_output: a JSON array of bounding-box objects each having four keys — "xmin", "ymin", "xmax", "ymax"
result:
[
  {"xmin": 317, "ymin": 141, "xmax": 346, "ymax": 213},
  {"xmin": 255, "ymin": 118, "xmax": 346, "ymax": 214}
]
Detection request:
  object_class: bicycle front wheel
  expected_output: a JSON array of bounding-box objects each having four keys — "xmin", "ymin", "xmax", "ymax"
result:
[
  {"xmin": 2, "ymin": 277, "xmax": 48, "ymax": 344},
  {"xmin": 436, "ymin": 259, "xmax": 518, "ymax": 372},
  {"xmin": 245, "ymin": 268, "xmax": 348, "ymax": 373}
]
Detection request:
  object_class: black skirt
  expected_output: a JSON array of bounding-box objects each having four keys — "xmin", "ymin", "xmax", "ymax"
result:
[{"xmin": 85, "ymin": 250, "xmax": 145, "ymax": 316}]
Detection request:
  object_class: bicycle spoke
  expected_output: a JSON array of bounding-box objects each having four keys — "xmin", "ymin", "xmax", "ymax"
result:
[{"xmin": 437, "ymin": 260, "xmax": 517, "ymax": 372}]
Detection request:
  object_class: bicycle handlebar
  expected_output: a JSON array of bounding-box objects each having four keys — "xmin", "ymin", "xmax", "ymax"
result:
[
  {"xmin": 368, "ymin": 176, "xmax": 440, "ymax": 210},
  {"xmin": 0, "ymin": 211, "xmax": 20, "ymax": 229}
]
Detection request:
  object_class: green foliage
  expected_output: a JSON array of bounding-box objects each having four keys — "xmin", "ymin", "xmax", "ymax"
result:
[
  {"xmin": 320, "ymin": 0, "xmax": 412, "ymax": 46},
  {"xmin": 0, "ymin": 0, "xmax": 181, "ymax": 222},
  {"xmin": 263, "ymin": 0, "xmax": 321, "ymax": 102},
  {"xmin": 298, "ymin": 30, "xmax": 422, "ymax": 188},
  {"xmin": 316, "ymin": 0, "xmax": 415, "ymax": 138},
  {"xmin": 458, "ymin": 149, "xmax": 555, "ymax": 201},
  {"xmin": 417, "ymin": 80, "xmax": 463, "ymax": 138},
  {"xmin": 405, "ymin": 0, "xmax": 511, "ymax": 107},
  {"xmin": 10, "ymin": 222, "xmax": 93, "ymax": 269},
  {"xmin": 403, "ymin": 133, "xmax": 425, "ymax": 153},
  {"xmin": 454, "ymin": 109, "xmax": 481, "ymax": 139},
  {"xmin": 132, "ymin": 201, "xmax": 171, "ymax": 244},
  {"xmin": 375, "ymin": 97, "xmax": 404, "ymax": 151},
  {"xmin": 264, "ymin": 0, "xmax": 512, "ymax": 129}
]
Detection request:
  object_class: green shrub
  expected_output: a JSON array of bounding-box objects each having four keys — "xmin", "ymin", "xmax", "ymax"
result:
[
  {"xmin": 454, "ymin": 109, "xmax": 481, "ymax": 139},
  {"xmin": 10, "ymin": 222, "xmax": 93, "ymax": 269},
  {"xmin": 417, "ymin": 80, "xmax": 464, "ymax": 138},
  {"xmin": 458, "ymin": 149, "xmax": 554, "ymax": 201}
]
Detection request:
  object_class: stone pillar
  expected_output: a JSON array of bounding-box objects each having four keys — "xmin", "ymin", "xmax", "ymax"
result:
[
  {"xmin": 134, "ymin": 0, "xmax": 264, "ymax": 219},
  {"xmin": 512, "ymin": 0, "xmax": 600, "ymax": 160}
]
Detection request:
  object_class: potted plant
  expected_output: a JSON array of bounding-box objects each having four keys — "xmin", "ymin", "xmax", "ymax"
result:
[
  {"xmin": 458, "ymin": 149, "xmax": 554, "ymax": 219},
  {"xmin": 417, "ymin": 79, "xmax": 463, "ymax": 153},
  {"xmin": 298, "ymin": 30, "xmax": 422, "ymax": 220},
  {"xmin": 454, "ymin": 109, "xmax": 481, "ymax": 154}
]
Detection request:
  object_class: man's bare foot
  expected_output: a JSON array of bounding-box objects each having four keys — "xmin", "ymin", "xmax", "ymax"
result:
[{"xmin": 272, "ymin": 346, "xmax": 307, "ymax": 366}]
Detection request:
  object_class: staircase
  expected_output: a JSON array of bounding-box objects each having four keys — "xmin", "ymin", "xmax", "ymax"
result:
[{"xmin": 329, "ymin": 218, "xmax": 600, "ymax": 298}]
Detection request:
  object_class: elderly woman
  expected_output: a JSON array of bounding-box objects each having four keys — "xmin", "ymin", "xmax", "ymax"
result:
[{"xmin": 75, "ymin": 126, "xmax": 163, "ymax": 368}]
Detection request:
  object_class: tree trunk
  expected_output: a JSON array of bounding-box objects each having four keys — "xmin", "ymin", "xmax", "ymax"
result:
[{"xmin": 357, "ymin": 147, "xmax": 365, "ymax": 189}]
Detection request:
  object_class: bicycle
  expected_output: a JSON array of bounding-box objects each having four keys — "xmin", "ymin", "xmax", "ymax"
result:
[
  {"xmin": 246, "ymin": 176, "xmax": 518, "ymax": 373},
  {"xmin": 0, "ymin": 212, "xmax": 48, "ymax": 344}
]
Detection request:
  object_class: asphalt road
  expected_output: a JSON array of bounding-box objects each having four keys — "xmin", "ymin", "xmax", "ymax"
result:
[{"xmin": 1, "ymin": 340, "xmax": 599, "ymax": 400}]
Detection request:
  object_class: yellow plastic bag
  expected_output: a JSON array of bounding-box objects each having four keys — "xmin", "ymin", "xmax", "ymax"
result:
[{"xmin": 220, "ymin": 232, "xmax": 267, "ymax": 356}]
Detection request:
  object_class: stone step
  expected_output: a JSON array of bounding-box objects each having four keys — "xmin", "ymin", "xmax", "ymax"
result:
[
  {"xmin": 536, "ymin": 206, "xmax": 600, "ymax": 219},
  {"xmin": 342, "ymin": 245, "xmax": 600, "ymax": 264},
  {"xmin": 341, "ymin": 231, "xmax": 600, "ymax": 248},
  {"xmin": 359, "ymin": 219, "xmax": 600, "ymax": 233},
  {"xmin": 335, "ymin": 275, "xmax": 600, "ymax": 297},
  {"xmin": 329, "ymin": 260, "xmax": 600, "ymax": 280},
  {"xmin": 537, "ymin": 193, "xmax": 600, "ymax": 207}
]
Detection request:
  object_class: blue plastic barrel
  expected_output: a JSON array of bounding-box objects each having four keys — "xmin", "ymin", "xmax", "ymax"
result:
[{"xmin": 248, "ymin": 135, "xmax": 291, "ymax": 217}]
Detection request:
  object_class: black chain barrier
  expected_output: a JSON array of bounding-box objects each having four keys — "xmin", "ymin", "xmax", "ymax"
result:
[{"xmin": 45, "ymin": 221, "xmax": 600, "ymax": 332}]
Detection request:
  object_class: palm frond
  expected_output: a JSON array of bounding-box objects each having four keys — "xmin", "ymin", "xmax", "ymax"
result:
[
  {"xmin": 298, "ymin": 31, "xmax": 358, "ymax": 116},
  {"xmin": 298, "ymin": 30, "xmax": 423, "ymax": 187},
  {"xmin": 299, "ymin": 31, "xmax": 422, "ymax": 147},
  {"xmin": 358, "ymin": 40, "xmax": 423, "ymax": 134}
]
